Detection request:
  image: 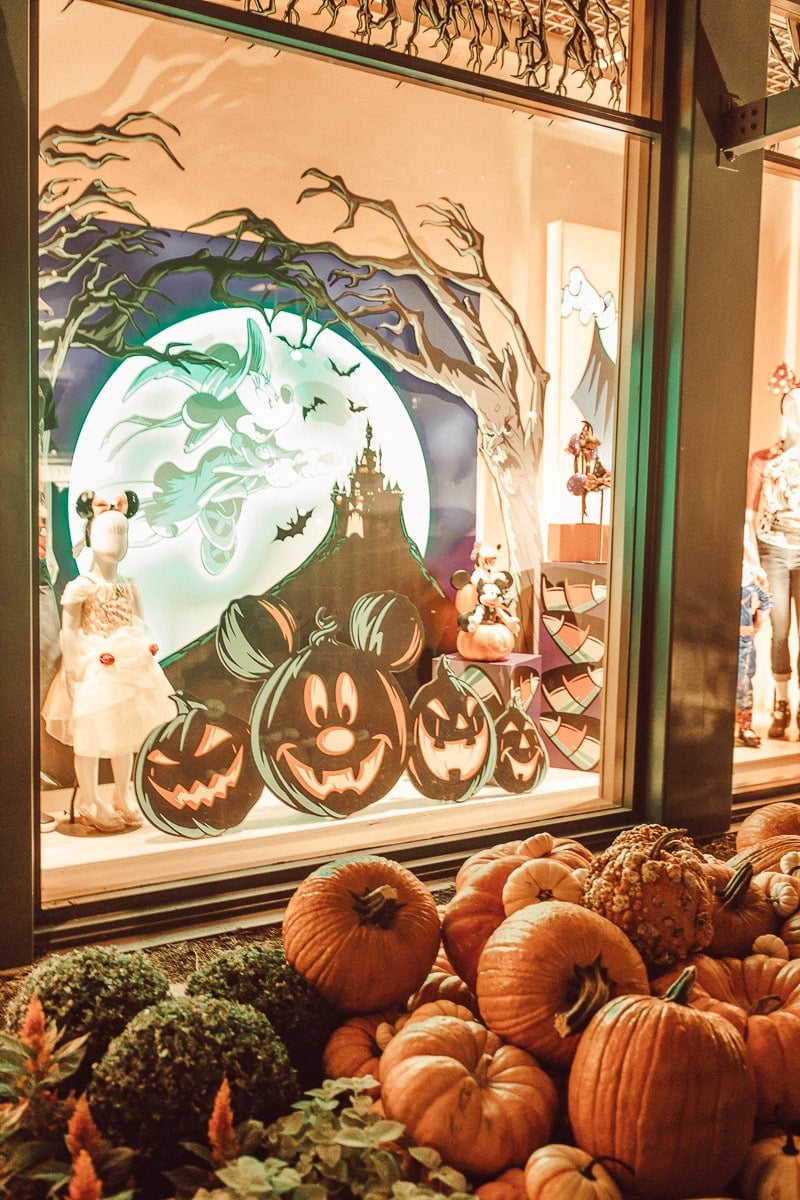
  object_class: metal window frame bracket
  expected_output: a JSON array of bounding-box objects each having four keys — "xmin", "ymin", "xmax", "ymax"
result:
[{"xmin": 718, "ymin": 86, "xmax": 800, "ymax": 165}]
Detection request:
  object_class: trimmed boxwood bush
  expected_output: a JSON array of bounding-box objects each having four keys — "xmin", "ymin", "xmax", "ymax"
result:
[
  {"xmin": 86, "ymin": 994, "xmax": 299, "ymax": 1164},
  {"xmin": 185, "ymin": 941, "xmax": 341, "ymax": 1088},
  {"xmin": 4, "ymin": 946, "xmax": 170, "ymax": 1085}
]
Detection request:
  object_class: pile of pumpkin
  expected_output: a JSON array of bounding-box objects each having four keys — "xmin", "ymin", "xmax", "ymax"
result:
[{"xmin": 281, "ymin": 803, "xmax": 800, "ymax": 1200}]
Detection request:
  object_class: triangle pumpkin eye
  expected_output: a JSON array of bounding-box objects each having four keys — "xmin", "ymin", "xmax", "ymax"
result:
[
  {"xmin": 194, "ymin": 723, "xmax": 234, "ymax": 756},
  {"xmin": 146, "ymin": 748, "xmax": 180, "ymax": 767}
]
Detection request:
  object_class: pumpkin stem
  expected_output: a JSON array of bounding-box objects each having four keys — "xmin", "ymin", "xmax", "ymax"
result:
[
  {"xmin": 581, "ymin": 1155, "xmax": 634, "ymax": 1179},
  {"xmin": 751, "ymin": 993, "xmax": 784, "ymax": 1017},
  {"xmin": 649, "ymin": 828, "xmax": 691, "ymax": 859},
  {"xmin": 351, "ymin": 885, "xmax": 405, "ymax": 928},
  {"xmin": 473, "ymin": 1052, "xmax": 493, "ymax": 1086},
  {"xmin": 553, "ymin": 955, "xmax": 612, "ymax": 1038},
  {"xmin": 309, "ymin": 608, "xmax": 340, "ymax": 645},
  {"xmin": 660, "ymin": 964, "xmax": 696, "ymax": 1006},
  {"xmin": 780, "ymin": 1131, "xmax": 800, "ymax": 1156},
  {"xmin": 718, "ymin": 861, "xmax": 754, "ymax": 911}
]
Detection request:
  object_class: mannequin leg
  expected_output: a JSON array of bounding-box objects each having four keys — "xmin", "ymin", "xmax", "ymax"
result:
[
  {"xmin": 109, "ymin": 753, "xmax": 143, "ymax": 828},
  {"xmin": 74, "ymin": 754, "xmax": 125, "ymax": 832}
]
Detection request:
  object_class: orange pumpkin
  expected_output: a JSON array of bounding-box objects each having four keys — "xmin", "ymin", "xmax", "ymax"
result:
[
  {"xmin": 501, "ymin": 858, "xmax": 584, "ymax": 915},
  {"xmin": 736, "ymin": 1130, "xmax": 800, "ymax": 1200},
  {"xmin": 379, "ymin": 1014, "xmax": 558, "ymax": 1179},
  {"xmin": 652, "ymin": 952, "xmax": 800, "ymax": 1123},
  {"xmin": 405, "ymin": 947, "xmax": 479, "ymax": 1014},
  {"xmin": 443, "ymin": 835, "xmax": 592, "ymax": 991},
  {"xmin": 476, "ymin": 901, "xmax": 649, "ymax": 1070},
  {"xmin": 729, "ymin": 835, "xmax": 800, "ymax": 875},
  {"xmin": 781, "ymin": 910, "xmax": 800, "ymax": 958},
  {"xmin": 567, "ymin": 967, "xmax": 757, "ymax": 1199},
  {"xmin": 736, "ymin": 801, "xmax": 800, "ymax": 851},
  {"xmin": 476, "ymin": 1166, "xmax": 527, "ymax": 1200},
  {"xmin": 456, "ymin": 831, "xmax": 593, "ymax": 890},
  {"xmin": 523, "ymin": 1145, "xmax": 626, "ymax": 1200},
  {"xmin": 702, "ymin": 859, "xmax": 776, "ymax": 957},
  {"xmin": 282, "ymin": 855, "xmax": 441, "ymax": 1013},
  {"xmin": 322, "ymin": 1009, "xmax": 401, "ymax": 1083}
]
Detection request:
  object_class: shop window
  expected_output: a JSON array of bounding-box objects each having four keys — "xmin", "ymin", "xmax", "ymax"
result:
[{"xmin": 37, "ymin": 0, "xmax": 642, "ymax": 909}]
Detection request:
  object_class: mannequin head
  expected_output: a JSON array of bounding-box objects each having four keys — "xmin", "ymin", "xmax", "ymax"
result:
[
  {"xmin": 782, "ymin": 388, "xmax": 800, "ymax": 450},
  {"xmin": 75, "ymin": 489, "xmax": 139, "ymax": 565}
]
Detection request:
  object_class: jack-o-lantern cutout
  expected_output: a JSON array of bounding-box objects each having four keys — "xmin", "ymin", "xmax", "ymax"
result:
[
  {"xmin": 407, "ymin": 657, "xmax": 497, "ymax": 802},
  {"xmin": 250, "ymin": 598, "xmax": 423, "ymax": 818},
  {"xmin": 133, "ymin": 693, "xmax": 263, "ymax": 838},
  {"xmin": 492, "ymin": 691, "xmax": 549, "ymax": 794},
  {"xmin": 216, "ymin": 593, "xmax": 297, "ymax": 681}
]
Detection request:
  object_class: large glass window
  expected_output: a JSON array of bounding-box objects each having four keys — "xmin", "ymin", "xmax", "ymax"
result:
[{"xmin": 37, "ymin": 0, "xmax": 644, "ymax": 910}]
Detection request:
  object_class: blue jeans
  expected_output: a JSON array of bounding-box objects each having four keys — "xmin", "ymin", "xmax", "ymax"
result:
[{"xmin": 758, "ymin": 541, "xmax": 800, "ymax": 681}]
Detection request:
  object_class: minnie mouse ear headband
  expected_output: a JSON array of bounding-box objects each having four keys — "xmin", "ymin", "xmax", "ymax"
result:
[
  {"xmin": 769, "ymin": 362, "xmax": 797, "ymax": 395},
  {"xmin": 72, "ymin": 489, "xmax": 140, "ymax": 554},
  {"xmin": 75, "ymin": 489, "xmax": 140, "ymax": 520}
]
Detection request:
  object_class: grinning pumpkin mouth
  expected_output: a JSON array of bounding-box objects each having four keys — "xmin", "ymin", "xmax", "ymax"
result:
[
  {"xmin": 147, "ymin": 745, "xmax": 244, "ymax": 811},
  {"xmin": 416, "ymin": 722, "xmax": 489, "ymax": 781},
  {"xmin": 276, "ymin": 736, "xmax": 388, "ymax": 800}
]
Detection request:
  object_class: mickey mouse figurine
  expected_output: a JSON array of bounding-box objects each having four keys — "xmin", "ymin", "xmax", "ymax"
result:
[
  {"xmin": 450, "ymin": 543, "xmax": 521, "ymax": 658},
  {"xmin": 42, "ymin": 490, "xmax": 176, "ymax": 832}
]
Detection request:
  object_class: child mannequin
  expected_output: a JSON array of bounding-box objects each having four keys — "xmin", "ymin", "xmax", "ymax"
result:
[{"xmin": 42, "ymin": 490, "xmax": 176, "ymax": 831}]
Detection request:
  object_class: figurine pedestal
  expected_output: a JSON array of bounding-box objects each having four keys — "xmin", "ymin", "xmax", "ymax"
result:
[{"xmin": 432, "ymin": 652, "xmax": 542, "ymax": 721}]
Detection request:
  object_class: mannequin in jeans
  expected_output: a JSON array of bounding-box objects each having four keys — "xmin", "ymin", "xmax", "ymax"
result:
[{"xmin": 745, "ymin": 362, "xmax": 800, "ymax": 739}]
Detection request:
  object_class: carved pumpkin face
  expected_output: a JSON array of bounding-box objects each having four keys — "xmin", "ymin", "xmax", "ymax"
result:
[
  {"xmin": 134, "ymin": 694, "xmax": 263, "ymax": 838},
  {"xmin": 493, "ymin": 703, "xmax": 549, "ymax": 794},
  {"xmin": 407, "ymin": 659, "xmax": 497, "ymax": 802},
  {"xmin": 250, "ymin": 626, "xmax": 410, "ymax": 818}
]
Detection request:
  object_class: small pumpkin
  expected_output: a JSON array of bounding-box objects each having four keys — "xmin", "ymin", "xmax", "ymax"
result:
[
  {"xmin": 456, "ymin": 831, "xmax": 594, "ymax": 891},
  {"xmin": 736, "ymin": 1130, "xmax": 800, "ymax": 1200},
  {"xmin": 753, "ymin": 933, "xmax": 791, "ymax": 959},
  {"xmin": 457, "ymin": 620, "xmax": 517, "ymax": 662},
  {"xmin": 476, "ymin": 901, "xmax": 649, "ymax": 1070},
  {"xmin": 405, "ymin": 947, "xmax": 479, "ymax": 1014},
  {"xmin": 133, "ymin": 693, "xmax": 263, "ymax": 838},
  {"xmin": 567, "ymin": 967, "xmax": 757, "ymax": 1199},
  {"xmin": 379, "ymin": 1014, "xmax": 558, "ymax": 1179},
  {"xmin": 477, "ymin": 1166, "xmax": 527, "ymax": 1200},
  {"xmin": 523, "ymin": 1145, "xmax": 626, "ymax": 1200},
  {"xmin": 282, "ymin": 855, "xmax": 441, "ymax": 1013},
  {"xmin": 782, "ymin": 910, "xmax": 800, "ymax": 958},
  {"xmin": 321, "ymin": 1009, "xmax": 402, "ymax": 1083},
  {"xmin": 753, "ymin": 868, "xmax": 800, "ymax": 918},
  {"xmin": 501, "ymin": 858, "xmax": 584, "ymax": 915}
]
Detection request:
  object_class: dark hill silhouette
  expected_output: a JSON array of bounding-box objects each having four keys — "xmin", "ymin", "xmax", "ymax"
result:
[{"xmin": 162, "ymin": 426, "xmax": 458, "ymax": 722}]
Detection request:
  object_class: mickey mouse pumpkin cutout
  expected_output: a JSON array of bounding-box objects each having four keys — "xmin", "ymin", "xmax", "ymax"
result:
[{"xmin": 230, "ymin": 590, "xmax": 426, "ymax": 819}]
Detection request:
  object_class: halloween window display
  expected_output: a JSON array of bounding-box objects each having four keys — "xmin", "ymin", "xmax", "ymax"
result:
[
  {"xmin": 450, "ymin": 543, "xmax": 521, "ymax": 663},
  {"xmin": 42, "ymin": 490, "xmax": 176, "ymax": 832},
  {"xmin": 745, "ymin": 362, "xmax": 800, "ymax": 740}
]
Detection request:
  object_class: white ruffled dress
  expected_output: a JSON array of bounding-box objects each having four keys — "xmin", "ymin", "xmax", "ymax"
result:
[{"xmin": 42, "ymin": 574, "xmax": 176, "ymax": 758}]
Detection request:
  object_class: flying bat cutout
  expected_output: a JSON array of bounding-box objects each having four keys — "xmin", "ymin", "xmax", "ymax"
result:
[
  {"xmin": 302, "ymin": 395, "xmax": 326, "ymax": 418},
  {"xmin": 328, "ymin": 357, "xmax": 360, "ymax": 377},
  {"xmin": 347, "ymin": 398, "xmax": 368, "ymax": 413},
  {"xmin": 274, "ymin": 508, "xmax": 314, "ymax": 541}
]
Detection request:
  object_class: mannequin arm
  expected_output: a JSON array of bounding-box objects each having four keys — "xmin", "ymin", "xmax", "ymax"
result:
[{"xmin": 744, "ymin": 509, "xmax": 761, "ymax": 568}]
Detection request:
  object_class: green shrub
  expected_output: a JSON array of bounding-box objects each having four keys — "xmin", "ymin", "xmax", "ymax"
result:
[
  {"xmin": 185, "ymin": 941, "xmax": 341, "ymax": 1089},
  {"xmin": 87, "ymin": 994, "xmax": 299, "ymax": 1165},
  {"xmin": 4, "ymin": 945, "xmax": 170, "ymax": 1085}
]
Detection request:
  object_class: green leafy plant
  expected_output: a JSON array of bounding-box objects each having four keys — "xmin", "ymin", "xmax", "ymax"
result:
[
  {"xmin": 185, "ymin": 942, "xmax": 342, "ymax": 1089},
  {"xmin": 4, "ymin": 946, "xmax": 170, "ymax": 1088},
  {"xmin": 168, "ymin": 1075, "xmax": 476, "ymax": 1200},
  {"xmin": 0, "ymin": 994, "xmax": 135, "ymax": 1200},
  {"xmin": 87, "ymin": 995, "xmax": 299, "ymax": 1167}
]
